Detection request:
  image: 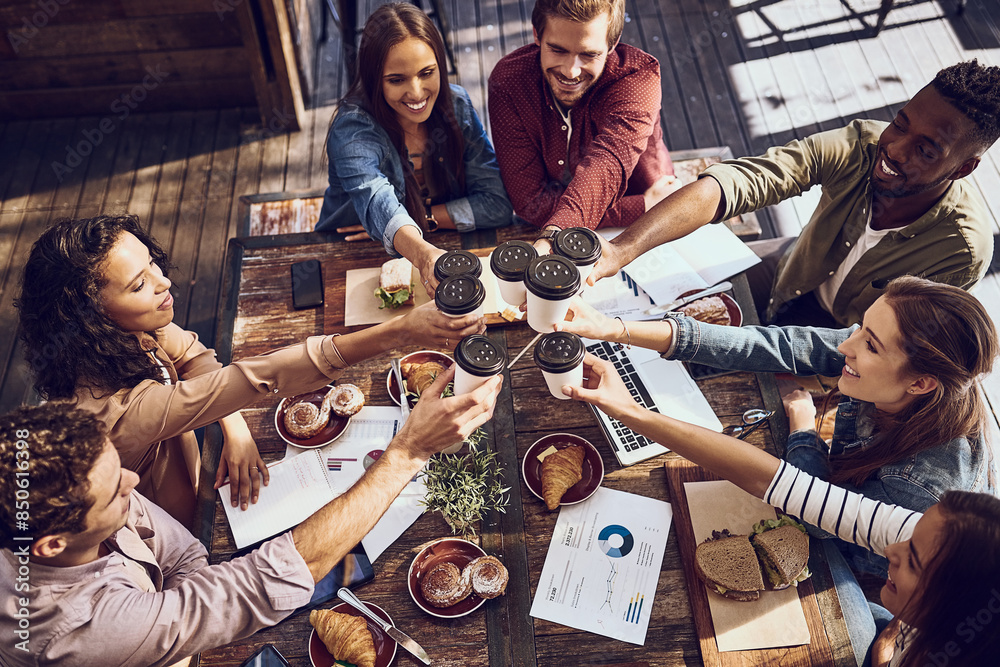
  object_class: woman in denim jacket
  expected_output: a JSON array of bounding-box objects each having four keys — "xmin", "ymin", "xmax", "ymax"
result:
[
  {"xmin": 557, "ymin": 276, "xmax": 996, "ymax": 576},
  {"xmin": 317, "ymin": 3, "xmax": 512, "ymax": 296}
]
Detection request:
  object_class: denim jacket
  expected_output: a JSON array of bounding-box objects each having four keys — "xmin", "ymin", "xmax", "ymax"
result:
[
  {"xmin": 317, "ymin": 84, "xmax": 513, "ymax": 256},
  {"xmin": 665, "ymin": 313, "xmax": 992, "ymax": 574}
]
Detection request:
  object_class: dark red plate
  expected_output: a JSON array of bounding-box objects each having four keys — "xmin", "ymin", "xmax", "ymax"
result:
[
  {"xmin": 274, "ymin": 384, "xmax": 352, "ymax": 449},
  {"xmin": 522, "ymin": 433, "xmax": 604, "ymax": 507},
  {"xmin": 308, "ymin": 600, "xmax": 397, "ymax": 667},
  {"xmin": 385, "ymin": 351, "xmax": 454, "ymax": 407},
  {"xmin": 407, "ymin": 538, "xmax": 487, "ymax": 618}
]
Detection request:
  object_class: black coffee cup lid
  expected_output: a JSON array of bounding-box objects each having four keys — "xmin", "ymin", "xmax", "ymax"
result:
[
  {"xmin": 553, "ymin": 227, "xmax": 602, "ymax": 265},
  {"xmin": 434, "ymin": 250, "xmax": 482, "ymax": 281},
  {"xmin": 524, "ymin": 255, "xmax": 581, "ymax": 299},
  {"xmin": 435, "ymin": 275, "xmax": 486, "ymax": 315},
  {"xmin": 490, "ymin": 240, "xmax": 537, "ymax": 281},
  {"xmin": 534, "ymin": 332, "xmax": 585, "ymax": 373},
  {"xmin": 455, "ymin": 334, "xmax": 506, "ymax": 377}
]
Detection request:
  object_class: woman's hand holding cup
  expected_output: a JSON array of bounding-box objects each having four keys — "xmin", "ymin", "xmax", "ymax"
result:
[
  {"xmin": 398, "ymin": 301, "xmax": 485, "ymax": 349},
  {"xmin": 554, "ymin": 297, "xmax": 618, "ymax": 340},
  {"xmin": 561, "ymin": 353, "xmax": 642, "ymax": 423}
]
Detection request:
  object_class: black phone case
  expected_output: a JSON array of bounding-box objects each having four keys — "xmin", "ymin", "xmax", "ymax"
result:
[
  {"xmin": 240, "ymin": 644, "xmax": 290, "ymax": 667},
  {"xmin": 291, "ymin": 259, "xmax": 324, "ymax": 309}
]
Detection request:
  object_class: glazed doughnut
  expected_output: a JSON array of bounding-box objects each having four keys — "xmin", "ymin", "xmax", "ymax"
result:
[
  {"xmin": 330, "ymin": 383, "xmax": 365, "ymax": 417},
  {"xmin": 420, "ymin": 562, "xmax": 473, "ymax": 608},
  {"xmin": 466, "ymin": 556, "xmax": 508, "ymax": 599}
]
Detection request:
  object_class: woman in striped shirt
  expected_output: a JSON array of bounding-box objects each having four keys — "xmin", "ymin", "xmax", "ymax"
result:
[{"xmin": 565, "ymin": 352, "xmax": 1000, "ymax": 667}]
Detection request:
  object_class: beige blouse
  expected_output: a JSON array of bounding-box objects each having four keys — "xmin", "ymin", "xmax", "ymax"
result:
[{"xmin": 72, "ymin": 323, "xmax": 347, "ymax": 528}]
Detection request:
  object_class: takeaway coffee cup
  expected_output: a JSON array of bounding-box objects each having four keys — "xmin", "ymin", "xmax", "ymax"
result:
[
  {"xmin": 489, "ymin": 240, "xmax": 537, "ymax": 305},
  {"xmin": 552, "ymin": 227, "xmax": 602, "ymax": 288},
  {"xmin": 435, "ymin": 274, "xmax": 486, "ymax": 320},
  {"xmin": 524, "ymin": 255, "xmax": 581, "ymax": 333},
  {"xmin": 453, "ymin": 334, "xmax": 507, "ymax": 396},
  {"xmin": 534, "ymin": 332, "xmax": 585, "ymax": 400},
  {"xmin": 434, "ymin": 249, "xmax": 482, "ymax": 282}
]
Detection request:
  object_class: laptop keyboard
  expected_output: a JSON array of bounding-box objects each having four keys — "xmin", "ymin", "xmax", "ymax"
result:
[{"xmin": 586, "ymin": 342, "xmax": 660, "ymax": 453}]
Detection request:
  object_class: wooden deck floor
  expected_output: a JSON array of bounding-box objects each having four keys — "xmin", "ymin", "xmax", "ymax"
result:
[{"xmin": 1, "ymin": 0, "xmax": 999, "ymax": 415}]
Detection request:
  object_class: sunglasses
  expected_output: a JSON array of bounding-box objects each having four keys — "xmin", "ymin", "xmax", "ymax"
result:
[{"xmin": 722, "ymin": 408, "xmax": 774, "ymax": 440}]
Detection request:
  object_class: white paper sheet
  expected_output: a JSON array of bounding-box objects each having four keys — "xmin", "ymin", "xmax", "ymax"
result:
[
  {"xmin": 282, "ymin": 406, "xmax": 427, "ymax": 561},
  {"xmin": 529, "ymin": 487, "xmax": 673, "ymax": 645},
  {"xmin": 613, "ymin": 224, "xmax": 760, "ymax": 306},
  {"xmin": 683, "ymin": 480, "xmax": 810, "ymax": 651}
]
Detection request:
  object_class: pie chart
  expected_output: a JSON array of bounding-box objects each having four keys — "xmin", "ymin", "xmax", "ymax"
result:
[{"xmin": 598, "ymin": 524, "xmax": 634, "ymax": 558}]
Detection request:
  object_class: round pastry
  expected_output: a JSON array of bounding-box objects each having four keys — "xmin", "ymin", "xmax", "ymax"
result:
[
  {"xmin": 330, "ymin": 383, "xmax": 365, "ymax": 417},
  {"xmin": 466, "ymin": 555, "xmax": 508, "ymax": 599},
  {"xmin": 420, "ymin": 562, "xmax": 473, "ymax": 608},
  {"xmin": 284, "ymin": 385, "xmax": 339, "ymax": 438},
  {"xmin": 679, "ymin": 295, "xmax": 731, "ymax": 326}
]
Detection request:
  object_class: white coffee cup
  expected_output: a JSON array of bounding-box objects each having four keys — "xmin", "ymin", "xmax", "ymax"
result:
[
  {"xmin": 534, "ymin": 332, "xmax": 586, "ymax": 400},
  {"xmin": 524, "ymin": 255, "xmax": 581, "ymax": 333},
  {"xmin": 552, "ymin": 228, "xmax": 602, "ymax": 293},
  {"xmin": 490, "ymin": 240, "xmax": 537, "ymax": 306},
  {"xmin": 453, "ymin": 334, "xmax": 506, "ymax": 396},
  {"xmin": 435, "ymin": 275, "xmax": 486, "ymax": 321}
]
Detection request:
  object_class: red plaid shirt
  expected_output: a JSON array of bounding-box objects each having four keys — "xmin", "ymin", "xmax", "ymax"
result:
[{"xmin": 488, "ymin": 43, "xmax": 672, "ymax": 229}]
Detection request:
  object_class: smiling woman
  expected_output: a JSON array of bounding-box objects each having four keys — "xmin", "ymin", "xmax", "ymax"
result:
[
  {"xmin": 316, "ymin": 2, "xmax": 512, "ymax": 297},
  {"xmin": 15, "ymin": 215, "xmax": 489, "ymax": 528},
  {"xmin": 555, "ymin": 276, "xmax": 998, "ymax": 578}
]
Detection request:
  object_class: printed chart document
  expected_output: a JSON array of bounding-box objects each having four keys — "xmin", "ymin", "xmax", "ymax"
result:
[
  {"xmin": 220, "ymin": 406, "xmax": 425, "ymax": 559},
  {"xmin": 582, "ymin": 269, "xmax": 659, "ymax": 321},
  {"xmin": 530, "ymin": 487, "xmax": 673, "ymax": 645},
  {"xmin": 602, "ymin": 224, "xmax": 760, "ymax": 306}
]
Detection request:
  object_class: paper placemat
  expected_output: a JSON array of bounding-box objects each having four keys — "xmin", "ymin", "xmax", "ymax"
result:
[
  {"xmin": 683, "ymin": 480, "xmax": 810, "ymax": 652},
  {"xmin": 344, "ymin": 250, "xmax": 520, "ymax": 327}
]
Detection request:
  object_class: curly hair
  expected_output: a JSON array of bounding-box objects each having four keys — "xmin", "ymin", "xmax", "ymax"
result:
[
  {"xmin": 15, "ymin": 214, "xmax": 171, "ymax": 400},
  {"xmin": 931, "ymin": 59, "xmax": 1000, "ymax": 151},
  {"xmin": 899, "ymin": 491, "xmax": 1000, "ymax": 667},
  {"xmin": 0, "ymin": 404, "xmax": 107, "ymax": 551}
]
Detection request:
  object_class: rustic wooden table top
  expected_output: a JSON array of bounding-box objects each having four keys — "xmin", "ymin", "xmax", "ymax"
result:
[{"xmin": 192, "ymin": 226, "xmax": 854, "ymax": 667}]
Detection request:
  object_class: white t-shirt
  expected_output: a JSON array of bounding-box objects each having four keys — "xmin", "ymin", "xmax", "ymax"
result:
[{"xmin": 816, "ymin": 216, "xmax": 891, "ymax": 314}]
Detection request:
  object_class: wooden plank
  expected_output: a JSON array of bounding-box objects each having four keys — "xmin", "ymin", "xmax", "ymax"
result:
[
  {"xmin": 168, "ymin": 110, "xmax": 217, "ymax": 335},
  {"xmin": 282, "ymin": 106, "xmax": 316, "ymax": 191},
  {"xmin": 74, "ymin": 113, "xmax": 124, "ymax": 212},
  {"xmin": 0, "ymin": 121, "xmax": 28, "ymax": 204},
  {"xmin": 186, "ymin": 108, "xmax": 241, "ymax": 343},
  {"xmin": 103, "ymin": 114, "xmax": 146, "ymax": 213},
  {"xmin": 226, "ymin": 108, "xmax": 266, "ymax": 238},
  {"xmin": 126, "ymin": 112, "xmax": 169, "ymax": 228},
  {"xmin": 257, "ymin": 120, "xmax": 291, "ymax": 194},
  {"xmin": 146, "ymin": 111, "xmax": 195, "ymax": 249},
  {"xmin": 0, "ymin": 79, "xmax": 258, "ymax": 120},
  {"xmin": 0, "ymin": 48, "xmax": 252, "ymax": 91},
  {"xmin": 9, "ymin": 14, "xmax": 244, "ymax": 58}
]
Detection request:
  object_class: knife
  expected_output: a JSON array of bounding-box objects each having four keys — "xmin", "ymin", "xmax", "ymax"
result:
[
  {"xmin": 337, "ymin": 587, "xmax": 431, "ymax": 665},
  {"xmin": 391, "ymin": 358, "xmax": 411, "ymax": 424},
  {"xmin": 643, "ymin": 281, "xmax": 733, "ymax": 317}
]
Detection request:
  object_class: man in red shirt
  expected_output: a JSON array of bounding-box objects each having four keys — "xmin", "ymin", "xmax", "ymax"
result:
[{"xmin": 488, "ymin": 0, "xmax": 678, "ymax": 248}]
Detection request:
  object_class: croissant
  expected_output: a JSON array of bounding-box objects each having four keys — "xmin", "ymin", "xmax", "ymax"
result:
[
  {"xmin": 404, "ymin": 361, "xmax": 448, "ymax": 396},
  {"xmin": 541, "ymin": 445, "xmax": 585, "ymax": 510},
  {"xmin": 309, "ymin": 609, "xmax": 376, "ymax": 667},
  {"xmin": 420, "ymin": 561, "xmax": 473, "ymax": 608}
]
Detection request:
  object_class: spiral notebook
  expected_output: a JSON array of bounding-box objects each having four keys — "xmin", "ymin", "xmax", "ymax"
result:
[{"xmin": 219, "ymin": 449, "xmax": 337, "ymax": 549}]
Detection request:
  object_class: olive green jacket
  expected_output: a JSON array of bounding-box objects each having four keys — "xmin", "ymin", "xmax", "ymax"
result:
[{"xmin": 703, "ymin": 119, "xmax": 992, "ymax": 326}]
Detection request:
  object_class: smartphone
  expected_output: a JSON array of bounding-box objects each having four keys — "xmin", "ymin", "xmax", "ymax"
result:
[
  {"xmin": 291, "ymin": 259, "xmax": 324, "ymax": 309},
  {"xmin": 239, "ymin": 644, "xmax": 290, "ymax": 667}
]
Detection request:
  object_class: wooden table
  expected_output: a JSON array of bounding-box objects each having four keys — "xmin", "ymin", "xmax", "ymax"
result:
[{"xmin": 193, "ymin": 228, "xmax": 854, "ymax": 667}]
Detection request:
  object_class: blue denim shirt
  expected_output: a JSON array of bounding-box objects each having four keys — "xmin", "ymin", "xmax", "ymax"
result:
[
  {"xmin": 317, "ymin": 84, "xmax": 513, "ymax": 256},
  {"xmin": 665, "ymin": 313, "xmax": 992, "ymax": 575}
]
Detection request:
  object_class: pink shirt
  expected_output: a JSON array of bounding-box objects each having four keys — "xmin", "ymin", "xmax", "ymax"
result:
[
  {"xmin": 488, "ymin": 43, "xmax": 673, "ymax": 229},
  {"xmin": 0, "ymin": 492, "xmax": 314, "ymax": 666}
]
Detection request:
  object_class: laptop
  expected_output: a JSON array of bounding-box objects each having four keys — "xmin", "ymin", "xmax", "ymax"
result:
[{"xmin": 584, "ymin": 340, "xmax": 723, "ymax": 466}]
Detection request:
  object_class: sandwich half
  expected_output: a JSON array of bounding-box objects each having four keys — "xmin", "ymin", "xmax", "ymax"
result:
[
  {"xmin": 375, "ymin": 257, "xmax": 414, "ymax": 309},
  {"xmin": 751, "ymin": 518, "xmax": 811, "ymax": 590},
  {"xmin": 695, "ymin": 530, "xmax": 765, "ymax": 602}
]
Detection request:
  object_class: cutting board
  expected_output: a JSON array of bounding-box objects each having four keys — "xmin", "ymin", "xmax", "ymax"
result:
[
  {"xmin": 344, "ymin": 247, "xmax": 524, "ymax": 327},
  {"xmin": 663, "ymin": 459, "xmax": 835, "ymax": 666}
]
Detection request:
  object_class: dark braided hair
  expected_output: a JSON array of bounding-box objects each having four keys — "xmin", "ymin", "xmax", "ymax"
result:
[
  {"xmin": 16, "ymin": 215, "xmax": 171, "ymax": 400},
  {"xmin": 931, "ymin": 59, "xmax": 1000, "ymax": 151}
]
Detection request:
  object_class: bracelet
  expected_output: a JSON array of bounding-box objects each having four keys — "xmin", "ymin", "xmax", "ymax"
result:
[
  {"xmin": 614, "ymin": 317, "xmax": 631, "ymax": 350},
  {"xmin": 328, "ymin": 332, "xmax": 348, "ymax": 369}
]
